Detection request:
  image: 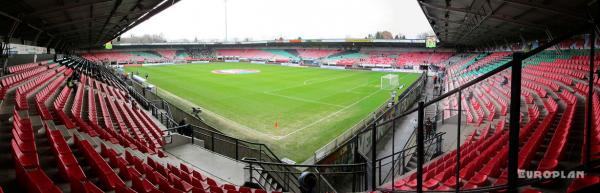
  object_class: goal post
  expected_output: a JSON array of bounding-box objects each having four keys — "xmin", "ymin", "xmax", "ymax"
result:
[{"xmin": 381, "ymin": 74, "xmax": 400, "ymax": 90}]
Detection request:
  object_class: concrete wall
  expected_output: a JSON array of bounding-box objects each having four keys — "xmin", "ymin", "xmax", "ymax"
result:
[{"xmin": 5, "ymin": 54, "xmax": 54, "ymax": 66}]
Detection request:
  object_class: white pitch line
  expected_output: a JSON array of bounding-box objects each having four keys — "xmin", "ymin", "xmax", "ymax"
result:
[
  {"xmin": 150, "ymin": 85, "xmax": 281, "ymax": 139},
  {"xmin": 345, "ymin": 79, "xmax": 376, "ymax": 92},
  {"xmin": 271, "ymin": 73, "xmax": 411, "ymax": 139},
  {"xmin": 302, "ymin": 73, "xmax": 357, "ymax": 85},
  {"xmin": 271, "ymin": 89, "xmax": 383, "ymax": 140},
  {"xmin": 262, "ymin": 91, "xmax": 345, "ymax": 108},
  {"xmin": 345, "ymin": 73, "xmax": 408, "ymax": 93}
]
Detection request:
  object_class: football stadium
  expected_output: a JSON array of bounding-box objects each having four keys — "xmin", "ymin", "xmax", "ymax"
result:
[{"xmin": 0, "ymin": 0, "xmax": 599, "ymax": 193}]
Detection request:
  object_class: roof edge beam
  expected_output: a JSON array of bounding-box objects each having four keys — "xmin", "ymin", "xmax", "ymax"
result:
[
  {"xmin": 420, "ymin": 1, "xmax": 546, "ymax": 30},
  {"xmin": 499, "ymin": 0, "xmax": 587, "ymax": 21},
  {"xmin": 28, "ymin": 0, "xmax": 114, "ymax": 17}
]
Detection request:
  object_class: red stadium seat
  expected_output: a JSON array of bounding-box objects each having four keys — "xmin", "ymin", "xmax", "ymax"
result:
[
  {"xmin": 170, "ymin": 173, "xmax": 194, "ymax": 192},
  {"xmin": 25, "ymin": 169, "xmax": 62, "ymax": 193},
  {"xmin": 131, "ymin": 169, "xmax": 158, "ymax": 193},
  {"xmin": 567, "ymin": 176, "xmax": 600, "ymax": 193}
]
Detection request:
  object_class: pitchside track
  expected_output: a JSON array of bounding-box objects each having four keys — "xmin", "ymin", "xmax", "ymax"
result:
[{"xmin": 125, "ymin": 63, "xmax": 420, "ymax": 162}]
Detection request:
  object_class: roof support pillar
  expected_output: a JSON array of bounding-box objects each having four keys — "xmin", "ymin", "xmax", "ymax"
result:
[{"xmin": 2, "ymin": 19, "xmax": 21, "ymax": 76}]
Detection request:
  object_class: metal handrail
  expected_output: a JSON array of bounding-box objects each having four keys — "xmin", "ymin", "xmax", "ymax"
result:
[
  {"xmin": 242, "ymin": 158, "xmax": 368, "ymax": 168},
  {"xmin": 378, "ymin": 132, "xmax": 445, "ymax": 184},
  {"xmin": 95, "ymin": 22, "xmax": 595, "ymax": 192},
  {"xmin": 313, "ymin": 72, "xmax": 427, "ymax": 163},
  {"xmin": 366, "ymin": 23, "xmax": 596, "ymax": 192},
  {"xmin": 374, "ymin": 132, "xmax": 445, "ymax": 162},
  {"xmin": 104, "ymin": 63, "xmax": 287, "ymax": 164},
  {"xmin": 355, "ymin": 24, "xmax": 591, "ymax": 138},
  {"xmin": 378, "ymin": 158, "xmax": 600, "ymax": 193},
  {"xmin": 242, "ymin": 157, "xmax": 367, "ymax": 192}
]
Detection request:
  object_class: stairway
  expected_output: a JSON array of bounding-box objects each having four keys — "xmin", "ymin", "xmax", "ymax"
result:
[
  {"xmin": 0, "ymin": 113, "xmax": 17, "ymax": 192},
  {"xmin": 423, "ymin": 76, "xmax": 438, "ymax": 120},
  {"xmin": 565, "ymin": 94, "xmax": 586, "ymax": 162},
  {"xmin": 394, "ymin": 75, "xmax": 441, "ymax": 176},
  {"xmin": 257, "ymin": 170, "xmax": 282, "ymax": 191}
]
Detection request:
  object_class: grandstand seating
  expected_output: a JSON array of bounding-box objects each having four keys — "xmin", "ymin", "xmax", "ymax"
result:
[
  {"xmin": 3, "ymin": 46, "xmax": 599, "ymax": 193},
  {"xmin": 217, "ymin": 49, "xmax": 292, "ymax": 62},
  {"xmin": 81, "ymin": 49, "xmax": 456, "ymax": 68},
  {"xmin": 7, "ymin": 60, "xmax": 52, "ymax": 73},
  {"xmin": 396, "ymin": 52, "xmax": 453, "ymax": 67},
  {"xmin": 83, "ymin": 52, "xmax": 137, "ymax": 63},
  {"xmin": 2, "ymin": 58, "xmax": 284, "ymax": 193},
  {"xmin": 156, "ymin": 50, "xmax": 177, "ymax": 59},
  {"xmin": 326, "ymin": 51, "xmax": 453, "ymax": 67},
  {"xmin": 83, "ymin": 51, "xmax": 166, "ymax": 63},
  {"xmin": 296, "ymin": 49, "xmax": 341, "ymax": 59},
  {"xmin": 385, "ymin": 49, "xmax": 599, "ymax": 192}
]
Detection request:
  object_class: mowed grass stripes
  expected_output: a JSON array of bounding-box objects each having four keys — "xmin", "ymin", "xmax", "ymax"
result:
[{"xmin": 125, "ymin": 63, "xmax": 420, "ymax": 162}]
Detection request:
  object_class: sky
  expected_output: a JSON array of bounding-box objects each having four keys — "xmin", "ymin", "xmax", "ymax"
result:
[{"xmin": 123, "ymin": 0, "xmax": 433, "ymax": 41}]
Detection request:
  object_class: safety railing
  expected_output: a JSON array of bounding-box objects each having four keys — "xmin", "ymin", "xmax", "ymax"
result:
[
  {"xmin": 367, "ymin": 23, "xmax": 600, "ymax": 193},
  {"xmin": 105, "ymin": 64, "xmax": 311, "ymax": 191},
  {"xmin": 102, "ymin": 63, "xmax": 287, "ymax": 166},
  {"xmin": 312, "ymin": 72, "xmax": 427, "ymax": 163},
  {"xmin": 376, "ymin": 132, "xmax": 445, "ymax": 186},
  {"xmin": 93, "ymin": 21, "xmax": 600, "ymax": 193},
  {"xmin": 242, "ymin": 158, "xmax": 368, "ymax": 193}
]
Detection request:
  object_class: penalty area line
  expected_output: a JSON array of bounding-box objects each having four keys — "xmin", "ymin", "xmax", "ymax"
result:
[{"xmin": 270, "ymin": 89, "xmax": 383, "ymax": 140}]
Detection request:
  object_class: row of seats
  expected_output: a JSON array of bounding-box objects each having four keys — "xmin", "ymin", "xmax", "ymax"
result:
[
  {"xmin": 43, "ymin": 122, "xmax": 91, "ymax": 191},
  {"xmin": 53, "ymin": 86, "xmax": 76, "ymax": 128},
  {"xmin": 583, "ymin": 91, "xmax": 600, "ymax": 163},
  {"xmin": 332, "ymin": 52, "xmax": 453, "ymax": 67},
  {"xmin": 83, "ymin": 52, "xmax": 163, "ymax": 63},
  {"xmin": 105, "ymin": 92, "xmax": 165, "ymax": 154},
  {"xmin": 15, "ymin": 66, "xmax": 65, "ymax": 109},
  {"xmin": 156, "ymin": 50, "xmax": 178, "ymax": 59},
  {"xmin": 523, "ymin": 74, "xmax": 561, "ymax": 92},
  {"xmin": 84, "ymin": 49, "xmax": 456, "ymax": 67},
  {"xmin": 75, "ymin": 56, "xmax": 283, "ymax": 193},
  {"xmin": 536, "ymin": 61, "xmax": 587, "ymax": 79},
  {"xmin": 75, "ymin": 132, "xmax": 277, "ymax": 193},
  {"xmin": 59, "ymin": 72, "xmax": 166, "ymax": 156},
  {"xmin": 35, "ymin": 69, "xmax": 71, "ymax": 120},
  {"xmin": 392, "ymin": 125, "xmax": 509, "ymax": 190},
  {"xmin": 0, "ymin": 65, "xmax": 50, "ymax": 99},
  {"xmin": 76, "ymin": 135, "xmax": 127, "ymax": 190},
  {"xmin": 537, "ymin": 91, "xmax": 576, "ymax": 172},
  {"xmin": 217, "ymin": 49, "xmax": 291, "ymax": 61},
  {"xmin": 462, "ymin": 52, "xmax": 510, "ymax": 74},
  {"xmin": 5, "ymin": 56, "xmax": 246, "ymax": 192},
  {"xmin": 389, "ymin": 49, "xmax": 595, "ymax": 192},
  {"xmin": 7, "ymin": 61, "xmax": 50, "ymax": 73},
  {"xmin": 523, "ymin": 67, "xmax": 574, "ymax": 87},
  {"xmin": 396, "ymin": 52, "xmax": 453, "ymax": 67},
  {"xmin": 11, "ymin": 109, "xmax": 63, "ymax": 193},
  {"xmin": 296, "ymin": 49, "xmax": 341, "ymax": 59}
]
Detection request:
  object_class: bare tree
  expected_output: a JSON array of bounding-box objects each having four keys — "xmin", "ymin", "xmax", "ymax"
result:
[
  {"xmin": 381, "ymin": 31, "xmax": 393, "ymax": 39},
  {"xmin": 373, "ymin": 31, "xmax": 394, "ymax": 39}
]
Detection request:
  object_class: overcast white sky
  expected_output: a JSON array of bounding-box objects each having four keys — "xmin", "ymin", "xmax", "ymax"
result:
[{"xmin": 123, "ymin": 0, "xmax": 433, "ymax": 41}]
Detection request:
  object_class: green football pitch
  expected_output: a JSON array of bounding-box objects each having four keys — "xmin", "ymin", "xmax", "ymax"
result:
[{"xmin": 125, "ymin": 63, "xmax": 420, "ymax": 162}]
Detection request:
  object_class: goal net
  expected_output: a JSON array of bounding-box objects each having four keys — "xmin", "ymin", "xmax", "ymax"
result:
[{"xmin": 381, "ymin": 74, "xmax": 400, "ymax": 90}]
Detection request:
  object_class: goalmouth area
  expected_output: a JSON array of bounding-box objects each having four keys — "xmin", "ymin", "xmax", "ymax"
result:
[{"xmin": 125, "ymin": 62, "xmax": 421, "ymax": 162}]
